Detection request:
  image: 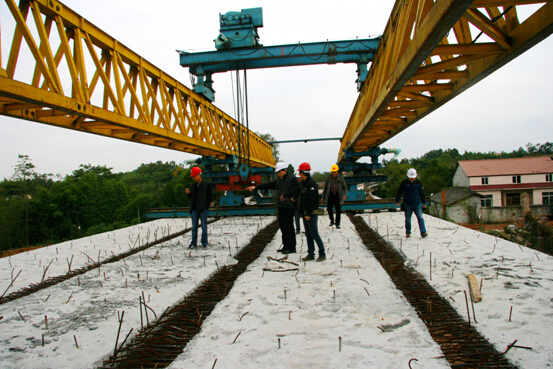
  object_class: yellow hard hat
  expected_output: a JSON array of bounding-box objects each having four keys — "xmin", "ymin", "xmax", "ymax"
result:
[{"xmin": 331, "ymin": 164, "xmax": 339, "ymax": 172}]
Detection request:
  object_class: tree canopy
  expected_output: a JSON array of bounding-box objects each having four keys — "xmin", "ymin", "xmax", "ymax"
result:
[
  {"xmin": 373, "ymin": 142, "xmax": 552, "ymax": 199},
  {"xmin": 0, "ymin": 160, "xmax": 196, "ymax": 251}
]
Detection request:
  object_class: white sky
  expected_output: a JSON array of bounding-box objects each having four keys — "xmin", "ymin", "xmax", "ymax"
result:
[{"xmin": 1, "ymin": 1, "xmax": 552, "ymax": 179}]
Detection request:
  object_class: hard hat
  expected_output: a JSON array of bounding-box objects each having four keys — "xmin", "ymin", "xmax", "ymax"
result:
[
  {"xmin": 190, "ymin": 167, "xmax": 202, "ymax": 177},
  {"xmin": 298, "ymin": 162, "xmax": 311, "ymax": 171},
  {"xmin": 331, "ymin": 164, "xmax": 339, "ymax": 172},
  {"xmin": 407, "ymin": 168, "xmax": 417, "ymax": 178},
  {"xmin": 274, "ymin": 162, "xmax": 287, "ymax": 172}
]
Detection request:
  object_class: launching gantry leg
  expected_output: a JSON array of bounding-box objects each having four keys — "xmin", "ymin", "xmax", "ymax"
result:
[
  {"xmin": 187, "ymin": 156, "xmax": 275, "ymax": 210},
  {"xmin": 338, "ymin": 147, "xmax": 401, "ymax": 212}
]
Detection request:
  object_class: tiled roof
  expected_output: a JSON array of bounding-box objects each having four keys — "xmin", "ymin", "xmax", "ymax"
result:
[
  {"xmin": 458, "ymin": 156, "xmax": 553, "ymax": 177},
  {"xmin": 430, "ymin": 187, "xmax": 481, "ymax": 205}
]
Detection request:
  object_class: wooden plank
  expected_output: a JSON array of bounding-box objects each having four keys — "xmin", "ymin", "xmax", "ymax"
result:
[{"xmin": 468, "ymin": 274, "xmax": 482, "ymax": 303}]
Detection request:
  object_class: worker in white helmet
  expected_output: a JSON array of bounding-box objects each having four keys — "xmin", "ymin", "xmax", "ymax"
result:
[
  {"xmin": 246, "ymin": 163, "xmax": 300, "ymax": 254},
  {"xmin": 395, "ymin": 168, "xmax": 428, "ymax": 238}
]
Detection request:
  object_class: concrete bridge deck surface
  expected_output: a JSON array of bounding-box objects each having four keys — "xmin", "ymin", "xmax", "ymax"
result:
[{"xmin": 0, "ymin": 212, "xmax": 551, "ymax": 368}]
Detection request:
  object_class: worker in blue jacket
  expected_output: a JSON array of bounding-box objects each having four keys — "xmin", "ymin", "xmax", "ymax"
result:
[{"xmin": 395, "ymin": 168, "xmax": 428, "ymax": 238}]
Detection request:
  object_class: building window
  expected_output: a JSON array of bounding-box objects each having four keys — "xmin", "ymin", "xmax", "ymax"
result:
[
  {"xmin": 546, "ymin": 174, "xmax": 553, "ymax": 182},
  {"xmin": 544, "ymin": 192, "xmax": 553, "ymax": 205},
  {"xmin": 481, "ymin": 177, "xmax": 489, "ymax": 185},
  {"xmin": 512, "ymin": 175, "xmax": 521, "ymax": 184},
  {"xmin": 481, "ymin": 195, "xmax": 493, "ymax": 207},
  {"xmin": 506, "ymin": 193, "xmax": 521, "ymax": 206}
]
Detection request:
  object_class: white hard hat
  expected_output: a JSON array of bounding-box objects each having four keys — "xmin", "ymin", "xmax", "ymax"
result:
[
  {"xmin": 407, "ymin": 168, "xmax": 417, "ymax": 178},
  {"xmin": 274, "ymin": 162, "xmax": 287, "ymax": 172}
]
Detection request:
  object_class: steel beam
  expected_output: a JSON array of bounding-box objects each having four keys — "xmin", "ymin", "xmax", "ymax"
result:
[
  {"xmin": 339, "ymin": 0, "xmax": 553, "ymax": 163},
  {"xmin": 180, "ymin": 39, "xmax": 380, "ymax": 74},
  {"xmin": 0, "ymin": 0, "xmax": 275, "ymax": 168}
]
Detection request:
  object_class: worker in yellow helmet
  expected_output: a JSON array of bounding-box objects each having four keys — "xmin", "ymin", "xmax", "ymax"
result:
[{"xmin": 321, "ymin": 164, "xmax": 347, "ymax": 229}]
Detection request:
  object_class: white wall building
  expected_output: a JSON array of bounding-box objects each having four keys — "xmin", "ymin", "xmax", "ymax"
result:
[{"xmin": 453, "ymin": 156, "xmax": 553, "ymax": 208}]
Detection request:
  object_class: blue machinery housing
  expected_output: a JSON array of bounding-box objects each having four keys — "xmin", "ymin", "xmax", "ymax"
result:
[
  {"xmin": 179, "ymin": 7, "xmax": 380, "ymax": 101},
  {"xmin": 143, "ymin": 148, "xmax": 408, "ymax": 219}
]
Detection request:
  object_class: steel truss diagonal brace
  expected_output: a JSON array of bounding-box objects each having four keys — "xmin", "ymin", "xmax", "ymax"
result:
[
  {"xmin": 0, "ymin": 0, "xmax": 275, "ymax": 168},
  {"xmin": 338, "ymin": 0, "xmax": 553, "ymax": 163}
]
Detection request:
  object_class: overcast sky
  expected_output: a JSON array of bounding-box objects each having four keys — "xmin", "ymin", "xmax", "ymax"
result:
[{"xmin": 1, "ymin": 1, "xmax": 552, "ymax": 180}]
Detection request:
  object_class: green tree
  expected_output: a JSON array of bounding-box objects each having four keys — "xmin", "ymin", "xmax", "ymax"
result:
[
  {"xmin": 0, "ymin": 198, "xmax": 25, "ymax": 250},
  {"xmin": 312, "ymin": 171, "xmax": 328, "ymax": 183},
  {"xmin": 256, "ymin": 132, "xmax": 280, "ymax": 162},
  {"xmin": 287, "ymin": 164, "xmax": 295, "ymax": 176},
  {"xmin": 11, "ymin": 155, "xmax": 37, "ymax": 247},
  {"xmin": 374, "ymin": 159, "xmax": 411, "ymax": 199},
  {"xmin": 418, "ymin": 159, "xmax": 455, "ymax": 196}
]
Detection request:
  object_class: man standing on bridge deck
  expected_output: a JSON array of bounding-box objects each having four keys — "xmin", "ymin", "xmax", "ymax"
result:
[
  {"xmin": 246, "ymin": 163, "xmax": 300, "ymax": 254},
  {"xmin": 285, "ymin": 162, "xmax": 326, "ymax": 262},
  {"xmin": 396, "ymin": 168, "xmax": 428, "ymax": 238},
  {"xmin": 186, "ymin": 167, "xmax": 212, "ymax": 248},
  {"xmin": 322, "ymin": 164, "xmax": 347, "ymax": 229}
]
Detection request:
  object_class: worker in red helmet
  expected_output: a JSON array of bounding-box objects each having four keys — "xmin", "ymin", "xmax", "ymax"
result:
[
  {"xmin": 246, "ymin": 163, "xmax": 300, "ymax": 254},
  {"xmin": 285, "ymin": 162, "xmax": 326, "ymax": 262},
  {"xmin": 185, "ymin": 166, "xmax": 213, "ymax": 248},
  {"xmin": 321, "ymin": 164, "xmax": 347, "ymax": 229}
]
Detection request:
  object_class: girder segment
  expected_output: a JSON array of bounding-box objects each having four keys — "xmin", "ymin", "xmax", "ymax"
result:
[
  {"xmin": 0, "ymin": 0, "xmax": 275, "ymax": 168},
  {"xmin": 339, "ymin": 0, "xmax": 553, "ymax": 163}
]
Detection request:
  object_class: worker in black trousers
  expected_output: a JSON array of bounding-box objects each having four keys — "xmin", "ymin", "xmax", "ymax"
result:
[
  {"xmin": 247, "ymin": 163, "xmax": 300, "ymax": 254},
  {"xmin": 322, "ymin": 164, "xmax": 347, "ymax": 229}
]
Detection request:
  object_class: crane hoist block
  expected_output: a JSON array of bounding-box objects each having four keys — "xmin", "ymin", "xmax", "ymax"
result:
[{"xmin": 215, "ymin": 8, "xmax": 263, "ymax": 50}]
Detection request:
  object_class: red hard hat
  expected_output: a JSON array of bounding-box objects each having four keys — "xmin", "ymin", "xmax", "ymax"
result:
[
  {"xmin": 298, "ymin": 162, "xmax": 311, "ymax": 171},
  {"xmin": 190, "ymin": 167, "xmax": 202, "ymax": 177}
]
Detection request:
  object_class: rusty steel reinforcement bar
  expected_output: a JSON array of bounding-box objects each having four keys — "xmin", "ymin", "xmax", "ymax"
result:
[
  {"xmin": 348, "ymin": 214, "xmax": 516, "ymax": 369},
  {"xmin": 100, "ymin": 220, "xmax": 279, "ymax": 369},
  {"xmin": 0, "ymin": 220, "xmax": 217, "ymax": 305}
]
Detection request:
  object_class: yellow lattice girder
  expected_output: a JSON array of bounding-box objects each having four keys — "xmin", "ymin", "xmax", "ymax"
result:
[
  {"xmin": 0, "ymin": 0, "xmax": 275, "ymax": 168},
  {"xmin": 339, "ymin": 0, "xmax": 553, "ymax": 162}
]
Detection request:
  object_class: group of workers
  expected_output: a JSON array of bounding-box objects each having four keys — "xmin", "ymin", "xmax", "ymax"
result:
[
  {"xmin": 185, "ymin": 163, "xmax": 428, "ymax": 261},
  {"xmin": 245, "ymin": 162, "xmax": 347, "ymax": 262}
]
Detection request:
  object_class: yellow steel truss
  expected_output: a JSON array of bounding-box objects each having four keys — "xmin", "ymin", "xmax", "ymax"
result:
[
  {"xmin": 339, "ymin": 0, "xmax": 553, "ymax": 162},
  {"xmin": 0, "ymin": 0, "xmax": 275, "ymax": 168}
]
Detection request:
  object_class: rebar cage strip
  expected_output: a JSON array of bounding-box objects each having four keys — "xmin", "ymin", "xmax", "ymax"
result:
[
  {"xmin": 339, "ymin": 0, "xmax": 553, "ymax": 162},
  {"xmin": 0, "ymin": 0, "xmax": 275, "ymax": 168},
  {"xmin": 101, "ymin": 220, "xmax": 280, "ymax": 368},
  {"xmin": 349, "ymin": 214, "xmax": 515, "ymax": 368}
]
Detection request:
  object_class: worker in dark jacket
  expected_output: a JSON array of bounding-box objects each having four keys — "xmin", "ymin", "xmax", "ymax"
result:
[
  {"xmin": 286, "ymin": 162, "xmax": 326, "ymax": 262},
  {"xmin": 395, "ymin": 168, "xmax": 427, "ymax": 238},
  {"xmin": 186, "ymin": 167, "xmax": 213, "ymax": 248},
  {"xmin": 246, "ymin": 163, "xmax": 300, "ymax": 254},
  {"xmin": 321, "ymin": 164, "xmax": 347, "ymax": 229}
]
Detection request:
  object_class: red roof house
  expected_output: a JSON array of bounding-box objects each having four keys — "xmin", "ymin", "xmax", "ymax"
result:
[{"xmin": 453, "ymin": 156, "xmax": 553, "ymax": 207}]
